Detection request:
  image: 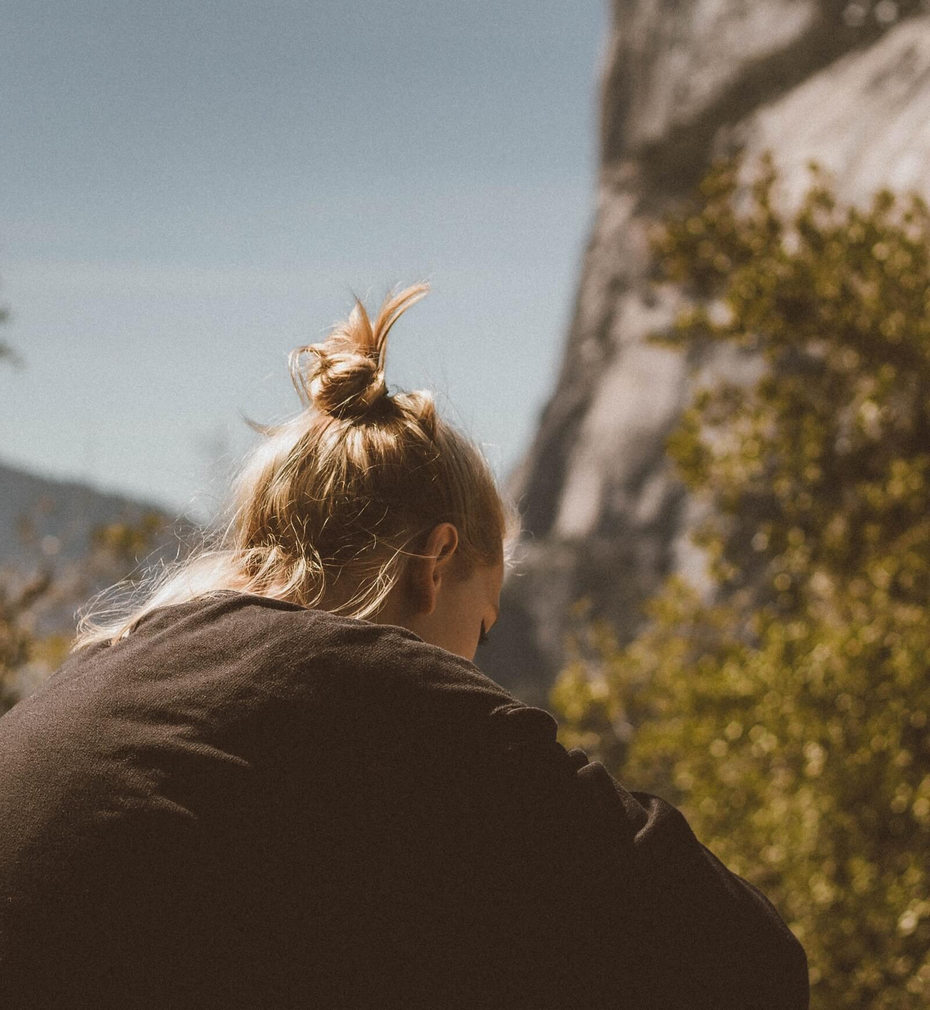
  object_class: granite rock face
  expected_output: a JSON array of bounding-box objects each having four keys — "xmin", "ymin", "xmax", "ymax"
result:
[{"xmin": 482, "ymin": 1, "xmax": 930, "ymax": 705}]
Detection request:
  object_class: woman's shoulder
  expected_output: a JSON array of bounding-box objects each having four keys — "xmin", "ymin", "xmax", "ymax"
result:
[
  {"xmin": 0, "ymin": 592, "xmax": 521, "ymax": 811},
  {"xmin": 23, "ymin": 592, "xmax": 520, "ymax": 742},
  {"xmin": 133, "ymin": 591, "xmax": 509, "ymax": 689}
]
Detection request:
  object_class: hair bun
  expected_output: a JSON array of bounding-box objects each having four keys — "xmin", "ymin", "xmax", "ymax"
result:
[
  {"xmin": 307, "ymin": 347, "xmax": 388, "ymax": 420},
  {"xmin": 289, "ymin": 282, "xmax": 431, "ymax": 424}
]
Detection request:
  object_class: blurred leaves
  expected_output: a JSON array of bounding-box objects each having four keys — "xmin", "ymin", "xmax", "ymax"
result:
[
  {"xmin": 0, "ymin": 511, "xmax": 169, "ymax": 713},
  {"xmin": 0, "ymin": 274, "xmax": 17, "ymax": 366},
  {"xmin": 0, "ymin": 265, "xmax": 176, "ymax": 710},
  {"xmin": 0, "ymin": 571, "xmax": 54, "ymax": 712},
  {"xmin": 551, "ymin": 153, "xmax": 930, "ymax": 1008},
  {"xmin": 90, "ymin": 513, "xmax": 171, "ymax": 570}
]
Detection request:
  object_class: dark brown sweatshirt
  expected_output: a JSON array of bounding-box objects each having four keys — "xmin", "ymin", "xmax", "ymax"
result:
[{"xmin": 0, "ymin": 592, "xmax": 809, "ymax": 1009}]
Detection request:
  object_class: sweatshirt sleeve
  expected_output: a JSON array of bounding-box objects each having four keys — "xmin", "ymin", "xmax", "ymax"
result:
[{"xmin": 471, "ymin": 702, "xmax": 810, "ymax": 1010}]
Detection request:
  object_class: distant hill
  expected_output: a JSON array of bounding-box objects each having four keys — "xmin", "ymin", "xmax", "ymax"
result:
[
  {"xmin": 0, "ymin": 460, "xmax": 192, "ymax": 642},
  {"xmin": 0, "ymin": 461, "xmax": 181, "ymax": 570}
]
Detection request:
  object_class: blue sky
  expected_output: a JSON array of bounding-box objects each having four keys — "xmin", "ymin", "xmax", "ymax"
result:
[{"xmin": 2, "ymin": 1, "xmax": 608, "ymax": 518}]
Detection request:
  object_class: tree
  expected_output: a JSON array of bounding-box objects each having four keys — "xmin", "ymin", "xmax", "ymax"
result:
[
  {"xmin": 0, "ymin": 573, "xmax": 52, "ymax": 712},
  {"xmin": 0, "ymin": 274, "xmax": 15, "ymax": 365},
  {"xmin": 550, "ymin": 154, "xmax": 930, "ymax": 1008},
  {"xmin": 0, "ymin": 277, "xmax": 39, "ymax": 709},
  {"xmin": 0, "ymin": 277, "xmax": 170, "ymax": 712}
]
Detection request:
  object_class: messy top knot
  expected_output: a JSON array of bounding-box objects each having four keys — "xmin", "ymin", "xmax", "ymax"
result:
[
  {"xmin": 75, "ymin": 280, "xmax": 519, "ymax": 648},
  {"xmin": 289, "ymin": 284, "xmax": 429, "ymax": 422}
]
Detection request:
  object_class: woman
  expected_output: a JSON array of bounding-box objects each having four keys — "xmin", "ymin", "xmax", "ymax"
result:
[{"xmin": 0, "ymin": 283, "xmax": 809, "ymax": 1009}]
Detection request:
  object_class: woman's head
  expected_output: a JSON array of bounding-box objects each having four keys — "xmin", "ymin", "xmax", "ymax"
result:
[{"xmin": 76, "ymin": 282, "xmax": 519, "ymax": 660}]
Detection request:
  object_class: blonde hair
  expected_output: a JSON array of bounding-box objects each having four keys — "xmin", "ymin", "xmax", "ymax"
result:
[{"xmin": 75, "ymin": 282, "xmax": 519, "ymax": 649}]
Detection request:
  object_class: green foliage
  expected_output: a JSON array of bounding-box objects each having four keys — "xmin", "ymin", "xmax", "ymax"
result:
[
  {"xmin": 90, "ymin": 512, "xmax": 170, "ymax": 569},
  {"xmin": 0, "ymin": 512, "xmax": 170, "ymax": 715},
  {"xmin": 0, "ymin": 572, "xmax": 54, "ymax": 712},
  {"xmin": 0, "ymin": 277, "xmax": 173, "ymax": 712},
  {"xmin": 551, "ymin": 153, "xmax": 930, "ymax": 1008}
]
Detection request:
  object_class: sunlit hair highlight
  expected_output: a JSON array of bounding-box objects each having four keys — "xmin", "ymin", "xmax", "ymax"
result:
[{"xmin": 75, "ymin": 282, "xmax": 519, "ymax": 649}]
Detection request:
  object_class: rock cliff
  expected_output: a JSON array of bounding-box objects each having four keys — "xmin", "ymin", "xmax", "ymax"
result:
[{"xmin": 482, "ymin": 1, "xmax": 930, "ymax": 705}]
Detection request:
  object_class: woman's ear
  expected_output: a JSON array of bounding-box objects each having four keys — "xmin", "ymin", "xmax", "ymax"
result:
[{"xmin": 407, "ymin": 523, "xmax": 459, "ymax": 616}]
